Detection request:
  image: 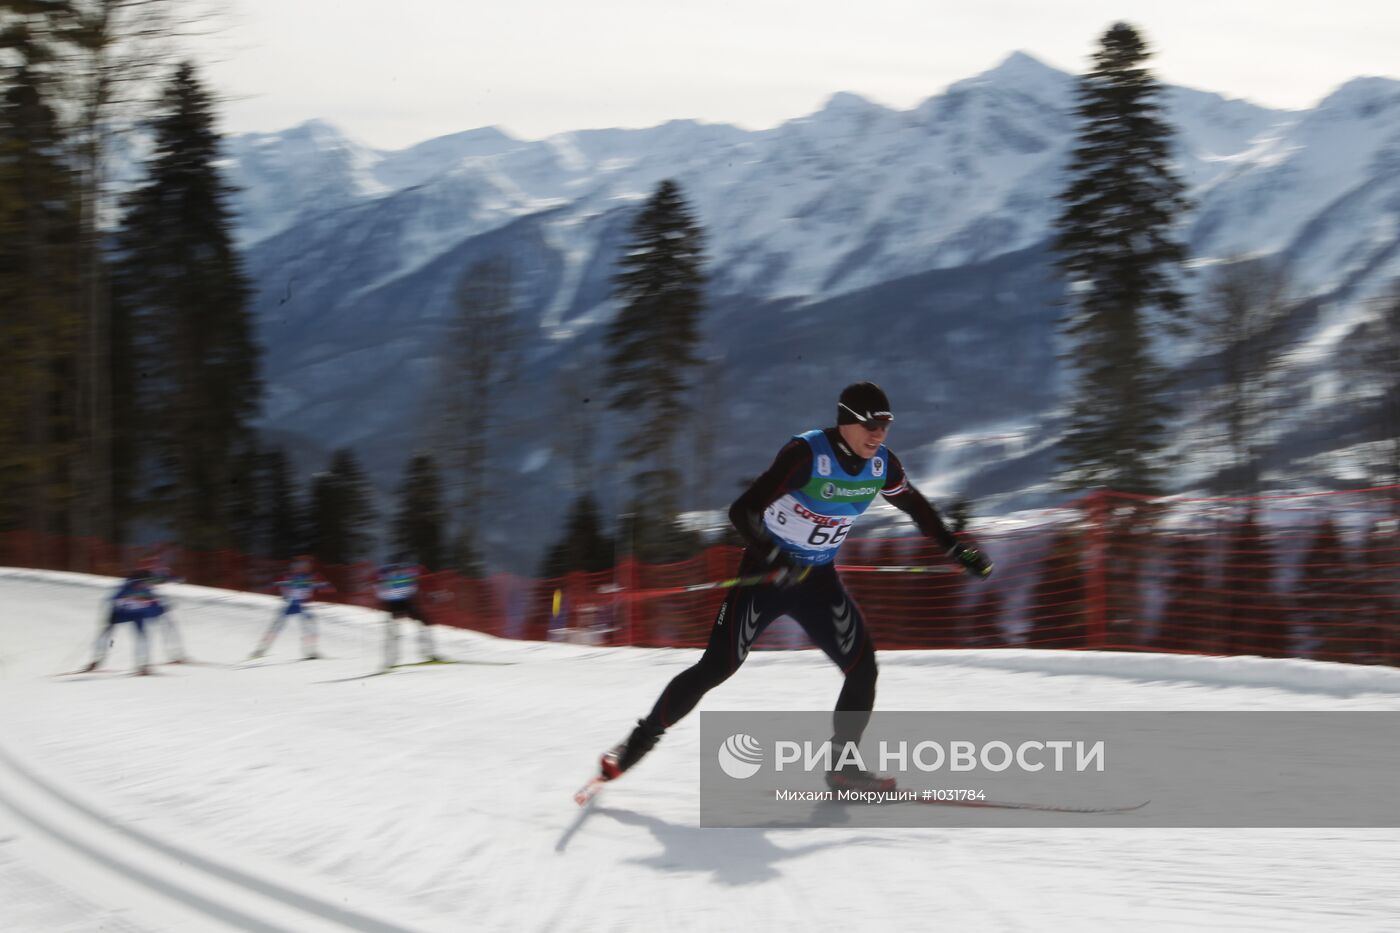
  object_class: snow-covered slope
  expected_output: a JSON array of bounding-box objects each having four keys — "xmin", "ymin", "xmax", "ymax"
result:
[
  {"xmin": 4, "ymin": 569, "xmax": 1400, "ymax": 932},
  {"xmin": 1190, "ymin": 77, "xmax": 1400, "ymax": 300}
]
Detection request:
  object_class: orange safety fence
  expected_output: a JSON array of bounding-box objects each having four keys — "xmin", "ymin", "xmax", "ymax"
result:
[{"xmin": 2, "ymin": 484, "xmax": 1397, "ymax": 665}]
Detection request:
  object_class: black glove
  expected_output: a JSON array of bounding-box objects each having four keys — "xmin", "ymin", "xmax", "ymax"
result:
[
  {"xmin": 949, "ymin": 543, "xmax": 993, "ymax": 579},
  {"xmin": 761, "ymin": 545, "xmax": 809, "ymax": 589}
]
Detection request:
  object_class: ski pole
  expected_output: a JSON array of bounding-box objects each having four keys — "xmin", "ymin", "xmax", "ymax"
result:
[
  {"xmin": 671, "ymin": 566, "xmax": 811, "ymax": 593},
  {"xmin": 583, "ymin": 566, "xmax": 812, "ymax": 604},
  {"xmin": 834, "ymin": 563, "xmax": 959, "ymax": 574},
  {"xmin": 578, "ymin": 564, "xmax": 956, "ymax": 607}
]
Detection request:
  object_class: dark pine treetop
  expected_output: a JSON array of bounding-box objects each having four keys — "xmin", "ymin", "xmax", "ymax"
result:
[
  {"xmin": 604, "ymin": 178, "xmax": 707, "ymax": 561},
  {"xmin": 262, "ymin": 446, "xmax": 306, "ymax": 561},
  {"xmin": 308, "ymin": 448, "xmax": 377, "ymax": 567},
  {"xmin": 391, "ymin": 453, "xmax": 446, "ymax": 571},
  {"xmin": 1053, "ymin": 23, "xmax": 1189, "ymax": 495},
  {"xmin": 110, "ymin": 61, "xmax": 261, "ymax": 550},
  {"xmin": 605, "ymin": 179, "xmax": 706, "ymax": 462},
  {"xmin": 540, "ymin": 492, "xmax": 615, "ymax": 578}
]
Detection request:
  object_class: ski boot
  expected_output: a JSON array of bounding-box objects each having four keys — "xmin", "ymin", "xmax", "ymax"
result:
[
  {"xmin": 576, "ymin": 719, "xmax": 665, "ymax": 806},
  {"xmin": 825, "ymin": 763, "xmax": 897, "ymax": 793},
  {"xmin": 601, "ymin": 719, "xmax": 664, "ymax": 781}
]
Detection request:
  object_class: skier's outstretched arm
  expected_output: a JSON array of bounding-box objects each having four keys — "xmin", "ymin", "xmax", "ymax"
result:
[{"xmin": 880, "ymin": 453, "xmax": 993, "ymax": 578}]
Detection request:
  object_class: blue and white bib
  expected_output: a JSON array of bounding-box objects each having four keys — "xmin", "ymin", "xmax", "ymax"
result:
[{"xmin": 761, "ymin": 430, "xmax": 887, "ymax": 565}]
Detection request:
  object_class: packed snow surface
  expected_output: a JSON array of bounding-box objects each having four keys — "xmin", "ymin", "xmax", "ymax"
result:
[{"xmin": 2, "ymin": 568, "xmax": 1399, "ymax": 931}]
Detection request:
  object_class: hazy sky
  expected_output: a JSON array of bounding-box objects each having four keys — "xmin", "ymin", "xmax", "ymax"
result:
[{"xmin": 188, "ymin": 0, "xmax": 1400, "ymax": 150}]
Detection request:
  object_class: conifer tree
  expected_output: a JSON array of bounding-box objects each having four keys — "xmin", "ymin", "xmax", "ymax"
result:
[
  {"xmin": 224, "ymin": 440, "xmax": 264, "ymax": 556},
  {"xmin": 1358, "ymin": 281, "xmax": 1400, "ymax": 489},
  {"xmin": 262, "ymin": 447, "xmax": 304, "ymax": 560},
  {"xmin": 1294, "ymin": 517, "xmax": 1352, "ymax": 662},
  {"xmin": 1053, "ymin": 23, "xmax": 1188, "ymax": 494},
  {"xmin": 109, "ymin": 61, "xmax": 261, "ymax": 550},
  {"xmin": 61, "ymin": 0, "xmax": 182, "ymax": 542},
  {"xmin": 540, "ymin": 492, "xmax": 615, "ymax": 578},
  {"xmin": 391, "ymin": 453, "xmax": 446, "ymax": 570},
  {"xmin": 231, "ymin": 444, "xmax": 304, "ymax": 560},
  {"xmin": 448, "ymin": 526, "xmax": 483, "ymax": 578},
  {"xmin": 605, "ymin": 179, "xmax": 706, "ymax": 556},
  {"xmin": 307, "ymin": 449, "xmax": 376, "ymax": 566},
  {"xmin": 1201, "ymin": 259, "xmax": 1292, "ymax": 495},
  {"xmin": 0, "ymin": 12, "xmax": 82, "ymax": 536},
  {"xmin": 433, "ymin": 257, "xmax": 519, "ymax": 561}
]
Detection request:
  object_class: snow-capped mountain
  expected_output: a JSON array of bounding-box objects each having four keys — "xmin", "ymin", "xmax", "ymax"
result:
[{"xmin": 215, "ymin": 52, "xmax": 1400, "ymax": 569}]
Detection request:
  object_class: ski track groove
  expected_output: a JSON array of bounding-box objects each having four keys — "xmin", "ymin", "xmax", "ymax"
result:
[
  {"xmin": 0, "ymin": 741, "xmax": 425, "ymax": 932},
  {"xmin": 4, "ymin": 569, "xmax": 1400, "ymax": 931}
]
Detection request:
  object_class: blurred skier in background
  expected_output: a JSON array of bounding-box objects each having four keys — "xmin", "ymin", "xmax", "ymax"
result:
[
  {"xmin": 251, "ymin": 556, "xmax": 334, "ymax": 660},
  {"xmin": 590, "ymin": 382, "xmax": 993, "ymax": 795},
  {"xmin": 376, "ymin": 557, "xmax": 441, "ymax": 670},
  {"xmin": 138, "ymin": 551, "xmax": 188, "ymax": 664},
  {"xmin": 82, "ymin": 566, "xmax": 165, "ymax": 675}
]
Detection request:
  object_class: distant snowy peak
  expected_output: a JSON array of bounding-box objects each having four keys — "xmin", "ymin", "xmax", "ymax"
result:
[
  {"xmin": 911, "ymin": 52, "xmax": 1073, "ymax": 146},
  {"xmin": 1188, "ymin": 75, "xmax": 1400, "ymax": 279},
  {"xmin": 953, "ymin": 50, "xmax": 1075, "ymax": 95},
  {"xmin": 238, "ymin": 118, "xmax": 354, "ymax": 152},
  {"xmin": 1314, "ymin": 76, "xmax": 1400, "ymax": 119},
  {"xmin": 543, "ymin": 120, "xmax": 753, "ymax": 174},
  {"xmin": 229, "ymin": 118, "xmax": 380, "ymax": 180},
  {"xmin": 394, "ymin": 125, "xmax": 520, "ymax": 158},
  {"xmin": 220, "ymin": 51, "xmax": 1400, "ymax": 306},
  {"xmin": 371, "ymin": 126, "xmax": 526, "ymax": 190},
  {"xmin": 812, "ymin": 90, "xmax": 892, "ymax": 125},
  {"xmin": 223, "ymin": 120, "xmax": 387, "ymax": 244}
]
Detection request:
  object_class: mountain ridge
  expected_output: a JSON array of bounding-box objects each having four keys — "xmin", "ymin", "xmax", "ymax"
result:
[{"xmin": 214, "ymin": 51, "xmax": 1400, "ymax": 569}]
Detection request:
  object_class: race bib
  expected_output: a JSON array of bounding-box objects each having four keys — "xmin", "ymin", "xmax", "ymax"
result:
[{"xmin": 763, "ymin": 495, "xmax": 854, "ymax": 563}]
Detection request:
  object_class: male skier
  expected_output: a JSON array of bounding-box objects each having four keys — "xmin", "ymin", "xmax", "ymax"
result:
[
  {"xmin": 376, "ymin": 558, "xmax": 441, "ymax": 670},
  {"xmin": 82, "ymin": 567, "xmax": 166, "ymax": 675},
  {"xmin": 593, "ymin": 382, "xmax": 993, "ymax": 793}
]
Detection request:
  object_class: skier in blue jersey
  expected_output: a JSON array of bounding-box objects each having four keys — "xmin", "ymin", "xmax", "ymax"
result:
[
  {"xmin": 376, "ymin": 558, "xmax": 441, "ymax": 670},
  {"xmin": 81, "ymin": 567, "xmax": 167, "ymax": 675},
  {"xmin": 251, "ymin": 556, "xmax": 335, "ymax": 660},
  {"xmin": 593, "ymin": 382, "xmax": 993, "ymax": 793},
  {"xmin": 138, "ymin": 553, "xmax": 189, "ymax": 664}
]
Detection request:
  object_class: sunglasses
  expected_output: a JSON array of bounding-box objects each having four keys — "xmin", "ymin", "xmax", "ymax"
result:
[{"xmin": 840, "ymin": 403, "xmax": 894, "ymax": 431}]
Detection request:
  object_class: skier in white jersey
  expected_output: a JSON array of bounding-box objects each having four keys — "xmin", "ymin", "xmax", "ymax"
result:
[
  {"xmin": 593, "ymin": 383, "xmax": 993, "ymax": 792},
  {"xmin": 376, "ymin": 558, "xmax": 441, "ymax": 670},
  {"xmin": 251, "ymin": 556, "xmax": 334, "ymax": 660}
]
